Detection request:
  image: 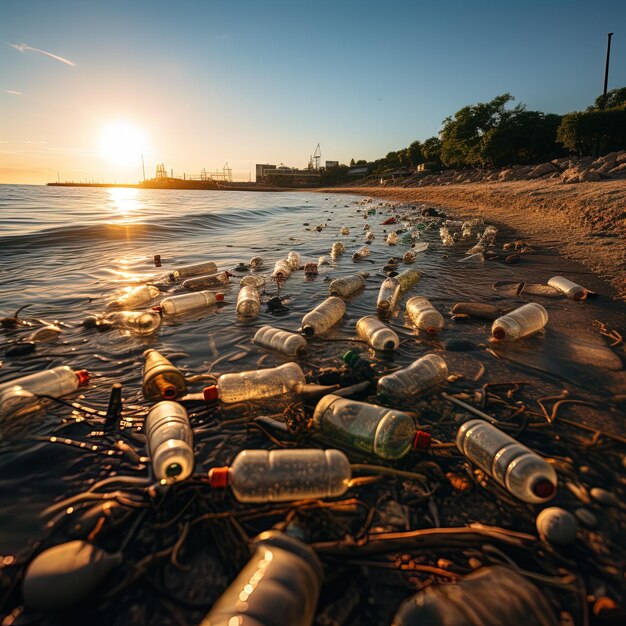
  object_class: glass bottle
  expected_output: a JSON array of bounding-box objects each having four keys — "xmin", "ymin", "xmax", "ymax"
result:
[
  {"xmin": 329, "ymin": 274, "xmax": 367, "ymax": 297},
  {"xmin": 236, "ymin": 285, "xmax": 261, "ymax": 318},
  {"xmin": 377, "ymin": 354, "xmax": 448, "ymax": 403},
  {"xmin": 491, "ymin": 303, "xmax": 548, "ymax": 341},
  {"xmin": 253, "ymin": 326, "xmax": 307, "ymax": 356},
  {"xmin": 143, "ymin": 349, "xmax": 187, "ymax": 401},
  {"xmin": 406, "ymin": 296, "xmax": 445, "ymax": 333},
  {"xmin": 547, "ymin": 276, "xmax": 586, "ymax": 300},
  {"xmin": 376, "ymin": 277, "xmax": 401, "ymax": 312},
  {"xmin": 159, "ymin": 290, "xmax": 223, "ymax": 315},
  {"xmin": 356, "ymin": 316, "xmax": 400, "ymax": 351},
  {"xmin": 107, "ymin": 284, "xmax": 160, "ymax": 309},
  {"xmin": 301, "ymin": 297, "xmax": 346, "ymax": 336}
]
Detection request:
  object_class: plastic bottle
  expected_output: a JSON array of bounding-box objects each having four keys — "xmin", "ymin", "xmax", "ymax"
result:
[
  {"xmin": 491, "ymin": 303, "xmax": 548, "ymax": 341},
  {"xmin": 201, "ymin": 531, "xmax": 322, "ymax": 626},
  {"xmin": 396, "ymin": 268, "xmax": 422, "ymax": 292},
  {"xmin": 169, "ymin": 261, "xmax": 217, "ymax": 281},
  {"xmin": 403, "ymin": 250, "xmax": 416, "ymax": 264},
  {"xmin": 145, "ymin": 401, "xmax": 193, "ymax": 483},
  {"xmin": 340, "ymin": 226, "xmax": 350, "ymax": 235},
  {"xmin": 548, "ymin": 276, "xmax": 586, "ymax": 300},
  {"xmin": 203, "ymin": 362, "xmax": 305, "ymax": 403},
  {"xmin": 240, "ymin": 274, "xmax": 267, "ymax": 288},
  {"xmin": 286, "ymin": 251, "xmax": 301, "ymax": 270},
  {"xmin": 458, "ymin": 252, "xmax": 484, "ymax": 266},
  {"xmin": 406, "ymin": 296, "xmax": 445, "ymax": 333},
  {"xmin": 318, "ymin": 255, "xmax": 331, "ymax": 266},
  {"xmin": 356, "ymin": 316, "xmax": 400, "ymax": 351},
  {"xmin": 253, "ymin": 325, "xmax": 307, "ymax": 356},
  {"xmin": 461, "ymin": 221, "xmax": 474, "ymax": 239},
  {"xmin": 0, "ymin": 366, "xmax": 89, "ymax": 419},
  {"xmin": 303, "ymin": 262, "xmax": 318, "ymax": 276},
  {"xmin": 386, "ymin": 232, "xmax": 398, "ymax": 245},
  {"xmin": 250, "ymin": 256, "xmax": 263, "ymax": 269},
  {"xmin": 182, "ymin": 271, "xmax": 231, "ymax": 290},
  {"xmin": 143, "ymin": 349, "xmax": 187, "ymax": 401},
  {"xmin": 301, "ymin": 297, "xmax": 346, "ymax": 336},
  {"xmin": 107, "ymin": 285, "xmax": 160, "ymax": 309},
  {"xmin": 481, "ymin": 225, "xmax": 498, "ymax": 242},
  {"xmin": 208, "ymin": 449, "xmax": 350, "ymax": 502},
  {"xmin": 439, "ymin": 227, "xmax": 454, "ymax": 246},
  {"xmin": 377, "ymin": 354, "xmax": 448, "ymax": 403},
  {"xmin": 236, "ymin": 285, "xmax": 261, "ymax": 318},
  {"xmin": 329, "ymin": 274, "xmax": 367, "ymax": 297},
  {"xmin": 331, "ymin": 241, "xmax": 344, "ymax": 257},
  {"xmin": 159, "ymin": 291, "xmax": 224, "ymax": 315},
  {"xmin": 352, "ymin": 246, "xmax": 370, "ymax": 261},
  {"xmin": 365, "ymin": 230, "xmax": 375, "ymax": 241},
  {"xmin": 456, "ymin": 419, "xmax": 557, "ymax": 503},
  {"xmin": 273, "ymin": 258, "xmax": 292, "ymax": 280},
  {"xmin": 377, "ymin": 277, "xmax": 401, "ymax": 312},
  {"xmin": 363, "ymin": 223, "xmax": 370, "ymax": 230},
  {"xmin": 312, "ymin": 395, "xmax": 416, "ymax": 460},
  {"xmin": 103, "ymin": 310, "xmax": 162, "ymax": 335}
]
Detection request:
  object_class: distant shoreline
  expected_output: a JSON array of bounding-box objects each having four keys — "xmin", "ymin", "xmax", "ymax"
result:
[{"xmin": 46, "ymin": 181, "xmax": 293, "ymax": 192}]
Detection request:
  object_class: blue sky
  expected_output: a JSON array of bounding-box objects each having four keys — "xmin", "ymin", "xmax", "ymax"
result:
[{"xmin": 1, "ymin": 0, "xmax": 624, "ymax": 183}]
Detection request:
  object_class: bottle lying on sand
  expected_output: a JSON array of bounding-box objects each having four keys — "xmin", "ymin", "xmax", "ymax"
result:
[
  {"xmin": 395, "ymin": 268, "xmax": 422, "ymax": 292},
  {"xmin": 491, "ymin": 303, "xmax": 548, "ymax": 341},
  {"xmin": 352, "ymin": 246, "xmax": 371, "ymax": 261},
  {"xmin": 107, "ymin": 284, "xmax": 160, "ymax": 309},
  {"xmin": 158, "ymin": 291, "xmax": 223, "ymax": 315},
  {"xmin": 406, "ymin": 296, "xmax": 445, "ymax": 333},
  {"xmin": 168, "ymin": 261, "xmax": 217, "ymax": 281},
  {"xmin": 200, "ymin": 531, "xmax": 323, "ymax": 626},
  {"xmin": 253, "ymin": 326, "xmax": 307, "ymax": 356},
  {"xmin": 456, "ymin": 419, "xmax": 557, "ymax": 503},
  {"xmin": 236, "ymin": 285, "xmax": 260, "ymax": 318},
  {"xmin": 356, "ymin": 316, "xmax": 399, "ymax": 351},
  {"xmin": 377, "ymin": 354, "xmax": 448, "ymax": 403},
  {"xmin": 182, "ymin": 271, "xmax": 231, "ymax": 290},
  {"xmin": 301, "ymin": 297, "xmax": 346, "ymax": 336},
  {"xmin": 377, "ymin": 277, "xmax": 401, "ymax": 312},
  {"xmin": 203, "ymin": 362, "xmax": 305, "ymax": 403},
  {"xmin": 386, "ymin": 232, "xmax": 398, "ymax": 245},
  {"xmin": 208, "ymin": 449, "xmax": 350, "ymax": 502},
  {"xmin": 101, "ymin": 310, "xmax": 162, "ymax": 335},
  {"xmin": 286, "ymin": 251, "xmax": 301, "ymax": 270},
  {"xmin": 329, "ymin": 273, "xmax": 367, "ymax": 297},
  {"xmin": 145, "ymin": 401, "xmax": 193, "ymax": 483},
  {"xmin": 273, "ymin": 258, "xmax": 292, "ymax": 280},
  {"xmin": 143, "ymin": 349, "xmax": 187, "ymax": 401},
  {"xmin": 312, "ymin": 394, "xmax": 418, "ymax": 460},
  {"xmin": 547, "ymin": 276, "xmax": 586, "ymax": 300}
]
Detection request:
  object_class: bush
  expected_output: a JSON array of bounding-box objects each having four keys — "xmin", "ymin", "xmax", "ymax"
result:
[{"xmin": 557, "ymin": 108, "xmax": 626, "ymax": 156}]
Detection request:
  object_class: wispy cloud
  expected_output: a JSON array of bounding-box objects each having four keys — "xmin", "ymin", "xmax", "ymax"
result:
[
  {"xmin": 10, "ymin": 43, "xmax": 75, "ymax": 67},
  {"xmin": 4, "ymin": 89, "xmax": 22, "ymax": 95}
]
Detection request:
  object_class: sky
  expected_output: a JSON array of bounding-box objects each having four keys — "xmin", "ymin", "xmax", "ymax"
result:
[{"xmin": 1, "ymin": 0, "xmax": 624, "ymax": 184}]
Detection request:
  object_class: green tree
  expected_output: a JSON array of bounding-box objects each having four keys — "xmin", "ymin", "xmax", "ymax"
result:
[
  {"xmin": 406, "ymin": 140, "xmax": 424, "ymax": 167},
  {"xmin": 421, "ymin": 136, "xmax": 442, "ymax": 165},
  {"xmin": 591, "ymin": 87, "xmax": 626, "ymax": 111},
  {"xmin": 557, "ymin": 108, "xmax": 626, "ymax": 156},
  {"xmin": 349, "ymin": 158, "xmax": 356, "ymax": 167}
]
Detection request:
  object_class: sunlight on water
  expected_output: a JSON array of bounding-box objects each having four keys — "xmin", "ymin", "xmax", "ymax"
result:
[{"xmin": 107, "ymin": 187, "xmax": 141, "ymax": 223}]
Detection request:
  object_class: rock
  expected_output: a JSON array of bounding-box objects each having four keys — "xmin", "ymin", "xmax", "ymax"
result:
[
  {"xmin": 233, "ymin": 262, "xmax": 249, "ymax": 272},
  {"xmin": 581, "ymin": 169, "xmax": 601, "ymax": 182},
  {"xmin": 536, "ymin": 507, "xmax": 578, "ymax": 545},
  {"xmin": 6, "ymin": 342, "xmax": 37, "ymax": 357},
  {"xmin": 528, "ymin": 163, "xmax": 557, "ymax": 178},
  {"xmin": 444, "ymin": 338, "xmax": 476, "ymax": 352},
  {"xmin": 421, "ymin": 207, "xmax": 438, "ymax": 217},
  {"xmin": 505, "ymin": 253, "xmax": 521, "ymax": 264},
  {"xmin": 574, "ymin": 507, "xmax": 598, "ymax": 528},
  {"xmin": 590, "ymin": 487, "xmax": 621, "ymax": 507},
  {"xmin": 451, "ymin": 302, "xmax": 501, "ymax": 320}
]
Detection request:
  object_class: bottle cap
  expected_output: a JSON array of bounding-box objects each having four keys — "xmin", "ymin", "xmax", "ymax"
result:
[
  {"xmin": 426, "ymin": 327, "xmax": 438, "ymax": 334},
  {"xmin": 413, "ymin": 430, "xmax": 432, "ymax": 450},
  {"xmin": 225, "ymin": 271, "xmax": 234, "ymax": 278},
  {"xmin": 151, "ymin": 305, "xmax": 163, "ymax": 313},
  {"xmin": 215, "ymin": 293, "xmax": 224, "ymax": 302},
  {"xmin": 492, "ymin": 327, "xmax": 506, "ymax": 340},
  {"xmin": 302, "ymin": 325, "xmax": 314, "ymax": 337},
  {"xmin": 384, "ymin": 340, "xmax": 396, "ymax": 351},
  {"xmin": 75, "ymin": 370, "xmax": 90, "ymax": 386},
  {"xmin": 208, "ymin": 466, "xmax": 229, "ymax": 488},
  {"xmin": 203, "ymin": 385, "xmax": 219, "ymax": 402},
  {"xmin": 532, "ymin": 478, "xmax": 556, "ymax": 500}
]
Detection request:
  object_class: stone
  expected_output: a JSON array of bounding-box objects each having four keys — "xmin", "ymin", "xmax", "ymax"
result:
[
  {"xmin": 451, "ymin": 302, "xmax": 501, "ymax": 320},
  {"xmin": 536, "ymin": 507, "xmax": 578, "ymax": 545},
  {"xmin": 528, "ymin": 163, "xmax": 557, "ymax": 178},
  {"xmin": 574, "ymin": 507, "xmax": 598, "ymax": 528},
  {"xmin": 444, "ymin": 338, "xmax": 476, "ymax": 351},
  {"xmin": 590, "ymin": 487, "xmax": 620, "ymax": 507}
]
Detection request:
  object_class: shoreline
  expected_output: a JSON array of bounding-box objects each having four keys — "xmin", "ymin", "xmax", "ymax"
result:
[{"xmin": 321, "ymin": 179, "xmax": 626, "ymax": 300}]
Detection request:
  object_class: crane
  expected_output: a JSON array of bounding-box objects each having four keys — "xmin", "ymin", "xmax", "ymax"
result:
[{"xmin": 313, "ymin": 143, "xmax": 321, "ymax": 171}]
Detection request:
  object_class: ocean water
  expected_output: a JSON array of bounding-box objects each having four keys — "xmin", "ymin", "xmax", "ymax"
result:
[{"xmin": 0, "ymin": 185, "xmax": 625, "ymax": 624}]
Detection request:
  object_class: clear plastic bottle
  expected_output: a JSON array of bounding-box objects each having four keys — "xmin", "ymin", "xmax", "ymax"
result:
[
  {"xmin": 301, "ymin": 297, "xmax": 346, "ymax": 336},
  {"xmin": 439, "ymin": 227, "xmax": 454, "ymax": 246},
  {"xmin": 548, "ymin": 276, "xmax": 586, "ymax": 300},
  {"xmin": 403, "ymin": 250, "xmax": 417, "ymax": 264},
  {"xmin": 377, "ymin": 277, "xmax": 401, "ymax": 312},
  {"xmin": 159, "ymin": 291, "xmax": 223, "ymax": 315},
  {"xmin": 304, "ymin": 262, "xmax": 318, "ymax": 276},
  {"xmin": 356, "ymin": 316, "xmax": 400, "ymax": 351},
  {"xmin": 286, "ymin": 251, "xmax": 301, "ymax": 270},
  {"xmin": 240, "ymin": 274, "xmax": 267, "ymax": 288},
  {"xmin": 396, "ymin": 268, "xmax": 422, "ymax": 292},
  {"xmin": 481, "ymin": 225, "xmax": 498, "ymax": 242},
  {"xmin": 458, "ymin": 252, "xmax": 484, "ymax": 266},
  {"xmin": 203, "ymin": 362, "xmax": 306, "ymax": 403},
  {"xmin": 406, "ymin": 296, "xmax": 445, "ymax": 333},
  {"xmin": 331, "ymin": 241, "xmax": 344, "ymax": 257},
  {"xmin": 340, "ymin": 226, "xmax": 350, "ymax": 235},
  {"xmin": 236, "ymin": 285, "xmax": 261, "ymax": 318},
  {"xmin": 103, "ymin": 310, "xmax": 162, "ymax": 335},
  {"xmin": 253, "ymin": 326, "xmax": 307, "ymax": 356},
  {"xmin": 250, "ymin": 256, "xmax": 263, "ymax": 269},
  {"xmin": 0, "ymin": 366, "xmax": 90, "ymax": 419},
  {"xmin": 318, "ymin": 255, "xmax": 331, "ymax": 266},
  {"xmin": 208, "ymin": 449, "xmax": 350, "ymax": 502},
  {"xmin": 169, "ymin": 261, "xmax": 217, "ymax": 281},
  {"xmin": 491, "ymin": 303, "xmax": 548, "ymax": 341},
  {"xmin": 461, "ymin": 221, "xmax": 474, "ymax": 239},
  {"xmin": 200, "ymin": 531, "xmax": 322, "ymax": 626},
  {"xmin": 182, "ymin": 271, "xmax": 231, "ymax": 290},
  {"xmin": 329, "ymin": 274, "xmax": 367, "ymax": 297},
  {"xmin": 107, "ymin": 285, "xmax": 160, "ymax": 309},
  {"xmin": 143, "ymin": 349, "xmax": 187, "ymax": 401},
  {"xmin": 365, "ymin": 230, "xmax": 375, "ymax": 241},
  {"xmin": 352, "ymin": 246, "xmax": 371, "ymax": 261},
  {"xmin": 386, "ymin": 232, "xmax": 398, "ymax": 245},
  {"xmin": 312, "ymin": 395, "xmax": 416, "ymax": 460},
  {"xmin": 145, "ymin": 401, "xmax": 194, "ymax": 483},
  {"xmin": 377, "ymin": 354, "xmax": 448, "ymax": 403},
  {"xmin": 273, "ymin": 258, "xmax": 292, "ymax": 280},
  {"xmin": 456, "ymin": 419, "xmax": 557, "ymax": 503}
]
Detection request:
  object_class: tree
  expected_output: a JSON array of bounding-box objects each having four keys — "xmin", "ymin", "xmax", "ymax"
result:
[
  {"xmin": 349, "ymin": 158, "xmax": 356, "ymax": 167},
  {"xmin": 557, "ymin": 108, "xmax": 626, "ymax": 156},
  {"xmin": 591, "ymin": 87, "xmax": 626, "ymax": 111},
  {"xmin": 406, "ymin": 140, "xmax": 424, "ymax": 168},
  {"xmin": 421, "ymin": 137, "xmax": 442, "ymax": 166}
]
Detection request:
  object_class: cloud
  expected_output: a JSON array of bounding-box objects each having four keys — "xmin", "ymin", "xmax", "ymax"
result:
[
  {"xmin": 4, "ymin": 89, "xmax": 22, "ymax": 95},
  {"xmin": 10, "ymin": 43, "xmax": 75, "ymax": 67}
]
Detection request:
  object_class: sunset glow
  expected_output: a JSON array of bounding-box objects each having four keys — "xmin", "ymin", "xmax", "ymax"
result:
[{"xmin": 99, "ymin": 123, "xmax": 146, "ymax": 166}]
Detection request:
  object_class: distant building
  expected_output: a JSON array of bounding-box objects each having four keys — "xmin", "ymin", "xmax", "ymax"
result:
[
  {"xmin": 347, "ymin": 166, "xmax": 369, "ymax": 177},
  {"xmin": 325, "ymin": 160, "xmax": 339, "ymax": 168},
  {"xmin": 256, "ymin": 163, "xmax": 276, "ymax": 182}
]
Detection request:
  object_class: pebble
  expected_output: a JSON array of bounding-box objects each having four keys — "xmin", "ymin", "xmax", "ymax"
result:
[
  {"xmin": 468, "ymin": 557, "xmax": 482, "ymax": 569},
  {"xmin": 6, "ymin": 342, "xmax": 36, "ymax": 357},
  {"xmin": 444, "ymin": 338, "xmax": 476, "ymax": 352},
  {"xmin": 590, "ymin": 487, "xmax": 620, "ymax": 507},
  {"xmin": 536, "ymin": 507, "xmax": 578, "ymax": 545},
  {"xmin": 566, "ymin": 481, "xmax": 592, "ymax": 504},
  {"xmin": 505, "ymin": 253, "xmax": 521, "ymax": 264},
  {"xmin": 451, "ymin": 302, "xmax": 501, "ymax": 320},
  {"xmin": 574, "ymin": 507, "xmax": 598, "ymax": 528}
]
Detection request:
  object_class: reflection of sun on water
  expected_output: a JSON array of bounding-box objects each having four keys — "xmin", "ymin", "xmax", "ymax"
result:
[{"xmin": 108, "ymin": 187, "xmax": 140, "ymax": 222}]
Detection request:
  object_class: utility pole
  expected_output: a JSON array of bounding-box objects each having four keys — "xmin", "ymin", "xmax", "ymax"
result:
[
  {"xmin": 603, "ymin": 32, "xmax": 613, "ymax": 99},
  {"xmin": 141, "ymin": 154, "xmax": 146, "ymax": 181}
]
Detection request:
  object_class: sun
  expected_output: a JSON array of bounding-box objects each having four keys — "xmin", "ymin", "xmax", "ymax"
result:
[{"xmin": 99, "ymin": 122, "xmax": 146, "ymax": 165}]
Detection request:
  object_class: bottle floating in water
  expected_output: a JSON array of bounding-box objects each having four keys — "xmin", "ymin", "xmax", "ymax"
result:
[
  {"xmin": 386, "ymin": 232, "xmax": 398, "ymax": 245},
  {"xmin": 481, "ymin": 225, "xmax": 498, "ymax": 243},
  {"xmin": 236, "ymin": 285, "xmax": 261, "ymax": 318},
  {"xmin": 208, "ymin": 449, "xmax": 350, "ymax": 502},
  {"xmin": 107, "ymin": 285, "xmax": 160, "ymax": 309},
  {"xmin": 403, "ymin": 250, "xmax": 417, "ymax": 264},
  {"xmin": 273, "ymin": 259, "xmax": 292, "ymax": 280},
  {"xmin": 286, "ymin": 251, "xmax": 301, "ymax": 270},
  {"xmin": 159, "ymin": 291, "xmax": 223, "ymax": 315},
  {"xmin": 168, "ymin": 261, "xmax": 217, "ymax": 281},
  {"xmin": 143, "ymin": 349, "xmax": 187, "ymax": 401},
  {"xmin": 461, "ymin": 221, "xmax": 474, "ymax": 238},
  {"xmin": 312, "ymin": 395, "xmax": 416, "ymax": 460},
  {"xmin": 548, "ymin": 276, "xmax": 586, "ymax": 300},
  {"xmin": 396, "ymin": 268, "xmax": 422, "ymax": 292},
  {"xmin": 104, "ymin": 310, "xmax": 162, "ymax": 335},
  {"xmin": 301, "ymin": 297, "xmax": 346, "ymax": 336},
  {"xmin": 253, "ymin": 325, "xmax": 307, "ymax": 356},
  {"xmin": 365, "ymin": 230, "xmax": 375, "ymax": 241},
  {"xmin": 356, "ymin": 316, "xmax": 400, "ymax": 351},
  {"xmin": 182, "ymin": 271, "xmax": 231, "ymax": 290},
  {"xmin": 456, "ymin": 419, "xmax": 557, "ymax": 503},
  {"xmin": 491, "ymin": 303, "xmax": 548, "ymax": 341},
  {"xmin": 0, "ymin": 366, "xmax": 89, "ymax": 419},
  {"xmin": 200, "ymin": 531, "xmax": 323, "ymax": 626},
  {"xmin": 406, "ymin": 296, "xmax": 445, "ymax": 333},
  {"xmin": 439, "ymin": 227, "xmax": 455, "ymax": 246},
  {"xmin": 249, "ymin": 256, "xmax": 263, "ymax": 269},
  {"xmin": 363, "ymin": 223, "xmax": 370, "ymax": 231},
  {"xmin": 458, "ymin": 252, "xmax": 484, "ymax": 266},
  {"xmin": 352, "ymin": 246, "xmax": 371, "ymax": 261},
  {"xmin": 377, "ymin": 277, "xmax": 401, "ymax": 312},
  {"xmin": 318, "ymin": 255, "xmax": 331, "ymax": 266},
  {"xmin": 340, "ymin": 226, "xmax": 350, "ymax": 235},
  {"xmin": 329, "ymin": 273, "xmax": 367, "ymax": 297},
  {"xmin": 240, "ymin": 274, "xmax": 267, "ymax": 288},
  {"xmin": 145, "ymin": 401, "xmax": 194, "ymax": 483},
  {"xmin": 203, "ymin": 362, "xmax": 306, "ymax": 403},
  {"xmin": 342, "ymin": 349, "xmax": 380, "ymax": 383},
  {"xmin": 377, "ymin": 354, "xmax": 448, "ymax": 403},
  {"xmin": 331, "ymin": 241, "xmax": 344, "ymax": 257}
]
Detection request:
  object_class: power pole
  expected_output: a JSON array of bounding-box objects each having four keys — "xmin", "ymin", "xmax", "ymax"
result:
[
  {"xmin": 603, "ymin": 32, "xmax": 613, "ymax": 99},
  {"xmin": 141, "ymin": 154, "xmax": 146, "ymax": 181}
]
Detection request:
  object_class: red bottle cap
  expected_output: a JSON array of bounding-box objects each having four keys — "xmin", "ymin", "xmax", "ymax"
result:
[
  {"xmin": 532, "ymin": 478, "xmax": 556, "ymax": 500},
  {"xmin": 413, "ymin": 430, "xmax": 432, "ymax": 450},
  {"xmin": 215, "ymin": 293, "xmax": 224, "ymax": 302},
  {"xmin": 492, "ymin": 327, "xmax": 506, "ymax": 340},
  {"xmin": 225, "ymin": 271, "xmax": 234, "ymax": 278},
  {"xmin": 152, "ymin": 305, "xmax": 163, "ymax": 313},
  {"xmin": 208, "ymin": 467, "xmax": 229, "ymax": 488},
  {"xmin": 75, "ymin": 370, "xmax": 90, "ymax": 386},
  {"xmin": 203, "ymin": 385, "xmax": 219, "ymax": 402}
]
